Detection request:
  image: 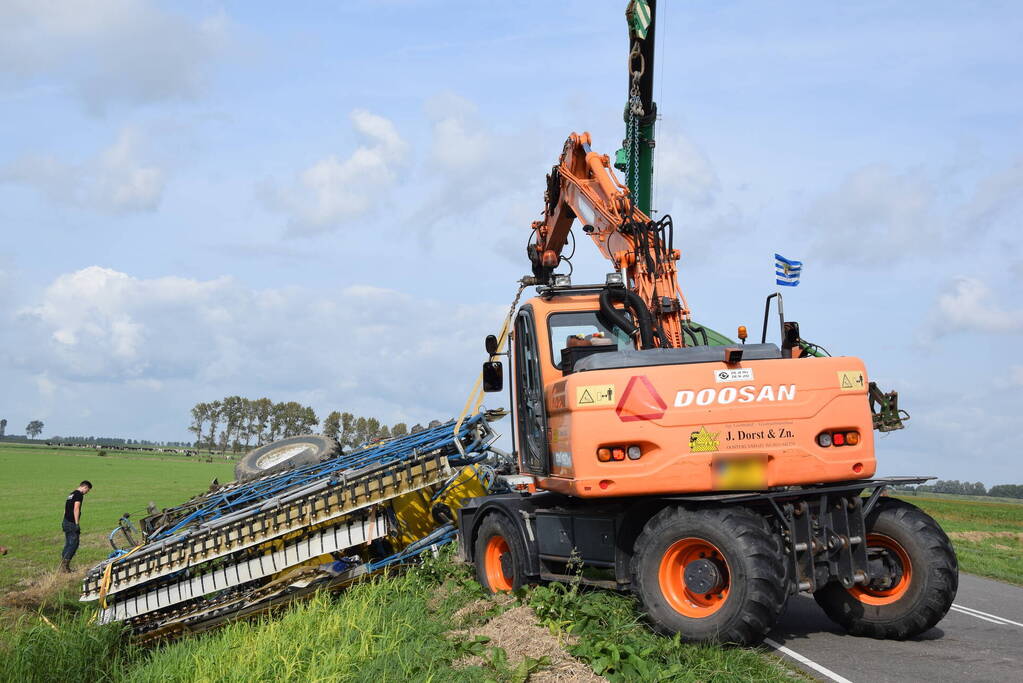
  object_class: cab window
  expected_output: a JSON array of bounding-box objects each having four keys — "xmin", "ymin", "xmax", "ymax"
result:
[{"xmin": 548, "ymin": 311, "xmax": 633, "ymax": 369}]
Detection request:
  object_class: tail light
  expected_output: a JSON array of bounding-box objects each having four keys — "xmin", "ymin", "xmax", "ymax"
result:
[
  {"xmin": 597, "ymin": 444, "xmax": 642, "ymax": 462},
  {"xmin": 817, "ymin": 430, "xmax": 860, "ymax": 447}
]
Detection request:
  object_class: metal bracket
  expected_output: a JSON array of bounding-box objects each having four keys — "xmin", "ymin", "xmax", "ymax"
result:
[{"xmin": 869, "ymin": 381, "xmax": 910, "ymax": 432}]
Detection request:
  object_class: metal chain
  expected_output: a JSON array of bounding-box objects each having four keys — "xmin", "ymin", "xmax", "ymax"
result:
[
  {"xmin": 621, "ymin": 105, "xmax": 638, "ymax": 202},
  {"xmin": 626, "ymin": 40, "xmax": 645, "ymax": 205},
  {"xmin": 629, "ymin": 42, "xmax": 645, "ymax": 105}
]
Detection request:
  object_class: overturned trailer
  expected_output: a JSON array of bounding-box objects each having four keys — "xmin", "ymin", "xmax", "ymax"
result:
[{"xmin": 80, "ymin": 415, "xmax": 504, "ymax": 641}]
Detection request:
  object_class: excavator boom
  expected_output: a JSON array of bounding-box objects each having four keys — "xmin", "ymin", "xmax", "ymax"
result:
[{"xmin": 528, "ymin": 132, "xmax": 691, "ymax": 348}]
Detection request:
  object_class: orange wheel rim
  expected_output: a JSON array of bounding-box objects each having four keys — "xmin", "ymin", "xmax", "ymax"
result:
[
  {"xmin": 484, "ymin": 535, "xmax": 514, "ymax": 592},
  {"xmin": 658, "ymin": 538, "xmax": 730, "ymax": 618},
  {"xmin": 849, "ymin": 533, "xmax": 912, "ymax": 605}
]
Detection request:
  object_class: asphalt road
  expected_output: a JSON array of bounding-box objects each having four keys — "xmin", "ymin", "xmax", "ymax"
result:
[{"xmin": 766, "ymin": 573, "xmax": 1023, "ymax": 682}]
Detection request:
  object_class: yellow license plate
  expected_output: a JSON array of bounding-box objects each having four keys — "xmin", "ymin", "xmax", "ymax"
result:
[{"xmin": 713, "ymin": 458, "xmax": 767, "ymax": 490}]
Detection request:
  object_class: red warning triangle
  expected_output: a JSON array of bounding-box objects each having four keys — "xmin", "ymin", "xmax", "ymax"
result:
[{"xmin": 615, "ymin": 375, "xmax": 667, "ymax": 422}]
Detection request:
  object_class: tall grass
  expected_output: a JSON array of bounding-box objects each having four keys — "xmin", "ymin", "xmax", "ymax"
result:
[
  {"xmin": 123, "ymin": 569, "xmax": 493, "ymax": 683},
  {"xmin": 0, "ymin": 612, "xmax": 134, "ymax": 683},
  {"xmin": 1, "ymin": 553, "xmax": 800, "ymax": 682}
]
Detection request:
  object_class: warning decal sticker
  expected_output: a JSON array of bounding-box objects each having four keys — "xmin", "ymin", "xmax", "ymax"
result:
[
  {"xmin": 837, "ymin": 370, "xmax": 866, "ymax": 391},
  {"xmin": 576, "ymin": 384, "xmax": 615, "ymax": 407},
  {"xmin": 615, "ymin": 376, "xmax": 667, "ymax": 421}
]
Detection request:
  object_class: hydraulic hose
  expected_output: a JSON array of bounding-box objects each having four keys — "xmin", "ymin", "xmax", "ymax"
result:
[{"xmin": 599, "ymin": 287, "xmax": 655, "ymax": 349}]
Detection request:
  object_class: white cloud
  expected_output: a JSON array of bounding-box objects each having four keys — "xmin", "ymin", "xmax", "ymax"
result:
[
  {"xmin": 34, "ymin": 374, "xmax": 56, "ymax": 398},
  {"xmin": 0, "ymin": 128, "xmax": 165, "ymax": 213},
  {"xmin": 408, "ymin": 92, "xmax": 559, "ymax": 257},
  {"xmin": 654, "ymin": 130, "xmax": 720, "ymax": 208},
  {"xmin": 804, "ymin": 164, "xmax": 939, "ymax": 264},
  {"xmin": 262, "ymin": 110, "xmax": 407, "ymax": 236},
  {"xmin": 0, "ymin": 0, "xmax": 227, "ymax": 113},
  {"xmin": 19, "ymin": 266, "xmax": 221, "ymax": 378},
  {"xmin": 426, "ymin": 92, "xmax": 489, "ymax": 171},
  {"xmin": 13, "ymin": 266, "xmax": 504, "ymax": 423},
  {"xmin": 803, "ymin": 159, "xmax": 1023, "ymax": 265},
  {"xmin": 930, "ymin": 276, "xmax": 1023, "ymax": 335},
  {"xmin": 957, "ymin": 160, "xmax": 1023, "ymax": 234}
]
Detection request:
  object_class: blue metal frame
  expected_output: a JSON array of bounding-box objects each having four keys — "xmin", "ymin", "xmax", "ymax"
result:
[{"xmin": 149, "ymin": 415, "xmax": 493, "ymax": 542}]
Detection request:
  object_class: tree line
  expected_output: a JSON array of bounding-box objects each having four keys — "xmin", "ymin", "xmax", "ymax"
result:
[
  {"xmin": 0, "ymin": 418, "xmax": 45, "ymax": 438},
  {"xmin": 187, "ymin": 399, "xmax": 422, "ymax": 454},
  {"xmin": 322, "ymin": 411, "xmax": 412, "ymax": 452},
  {"xmin": 897, "ymin": 479, "xmax": 1023, "ymax": 500},
  {"xmin": 189, "ymin": 397, "xmax": 319, "ymax": 452}
]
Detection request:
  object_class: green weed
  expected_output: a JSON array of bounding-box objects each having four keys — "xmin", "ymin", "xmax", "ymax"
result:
[{"xmin": 528, "ymin": 579, "xmax": 799, "ymax": 682}]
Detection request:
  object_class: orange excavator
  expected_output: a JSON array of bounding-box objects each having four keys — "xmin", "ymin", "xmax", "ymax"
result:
[{"xmin": 454, "ymin": 1, "xmax": 957, "ymax": 645}]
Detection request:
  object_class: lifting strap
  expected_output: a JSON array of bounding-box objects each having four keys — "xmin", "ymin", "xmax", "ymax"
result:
[{"xmin": 453, "ymin": 282, "xmax": 528, "ymax": 454}]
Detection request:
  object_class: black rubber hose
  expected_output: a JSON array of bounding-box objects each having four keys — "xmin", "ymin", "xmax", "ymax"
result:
[
  {"xmin": 688, "ymin": 322, "xmax": 709, "ymax": 346},
  {"xmin": 600, "ymin": 288, "xmax": 655, "ymax": 348},
  {"xmin": 598, "ymin": 290, "xmax": 637, "ymax": 338},
  {"xmin": 623, "ymin": 290, "xmax": 656, "ymax": 349},
  {"xmin": 680, "ymin": 324, "xmax": 698, "ymax": 347}
]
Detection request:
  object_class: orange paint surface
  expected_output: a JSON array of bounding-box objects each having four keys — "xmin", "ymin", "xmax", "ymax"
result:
[{"xmin": 518, "ymin": 294, "xmax": 877, "ymax": 498}]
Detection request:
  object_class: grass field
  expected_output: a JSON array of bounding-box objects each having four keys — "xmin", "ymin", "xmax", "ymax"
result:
[
  {"xmin": 0, "ymin": 443, "xmax": 235, "ymax": 591},
  {"xmin": 898, "ymin": 494, "xmax": 1023, "ymax": 585},
  {"xmin": 894, "ymin": 489, "xmax": 1023, "ymax": 505},
  {"xmin": 1, "ymin": 443, "xmax": 1018, "ymax": 681}
]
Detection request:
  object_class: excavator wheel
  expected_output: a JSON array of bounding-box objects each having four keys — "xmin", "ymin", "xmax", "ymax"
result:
[
  {"xmin": 630, "ymin": 505, "xmax": 787, "ymax": 645},
  {"xmin": 814, "ymin": 498, "xmax": 957, "ymax": 639},
  {"xmin": 474, "ymin": 513, "xmax": 529, "ymax": 593}
]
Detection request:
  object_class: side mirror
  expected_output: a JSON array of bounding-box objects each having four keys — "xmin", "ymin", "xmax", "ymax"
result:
[
  {"xmin": 485, "ymin": 334, "xmax": 499, "ymax": 356},
  {"xmin": 482, "ymin": 361, "xmax": 504, "ymax": 392}
]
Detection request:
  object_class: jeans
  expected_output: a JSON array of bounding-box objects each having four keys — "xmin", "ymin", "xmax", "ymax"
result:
[{"xmin": 61, "ymin": 519, "xmax": 80, "ymax": 561}]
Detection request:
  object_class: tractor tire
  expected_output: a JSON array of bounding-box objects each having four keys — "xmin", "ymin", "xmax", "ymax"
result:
[
  {"xmin": 234, "ymin": 435, "xmax": 340, "ymax": 482},
  {"xmin": 474, "ymin": 513, "xmax": 530, "ymax": 593},
  {"xmin": 631, "ymin": 505, "xmax": 787, "ymax": 645},
  {"xmin": 813, "ymin": 498, "xmax": 957, "ymax": 639}
]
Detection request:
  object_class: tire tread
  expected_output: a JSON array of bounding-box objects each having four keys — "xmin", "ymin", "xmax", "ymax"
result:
[
  {"xmin": 814, "ymin": 498, "xmax": 957, "ymax": 639},
  {"xmin": 631, "ymin": 505, "xmax": 787, "ymax": 645}
]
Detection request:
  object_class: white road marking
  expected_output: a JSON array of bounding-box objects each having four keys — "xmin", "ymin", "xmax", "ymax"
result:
[
  {"xmin": 952, "ymin": 603, "xmax": 1023, "ymax": 628},
  {"xmin": 951, "ymin": 606, "xmax": 1008, "ymax": 625},
  {"xmin": 764, "ymin": 637, "xmax": 855, "ymax": 683}
]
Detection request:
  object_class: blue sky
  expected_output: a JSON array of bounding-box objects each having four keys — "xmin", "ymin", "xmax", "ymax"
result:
[{"xmin": 1, "ymin": 1, "xmax": 1020, "ymax": 483}]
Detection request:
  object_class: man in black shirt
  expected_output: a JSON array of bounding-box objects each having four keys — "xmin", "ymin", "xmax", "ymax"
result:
[{"xmin": 60, "ymin": 480, "xmax": 92, "ymax": 572}]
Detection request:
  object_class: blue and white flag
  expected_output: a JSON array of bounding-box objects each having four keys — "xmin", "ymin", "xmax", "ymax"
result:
[{"xmin": 775, "ymin": 253, "xmax": 802, "ymax": 287}]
